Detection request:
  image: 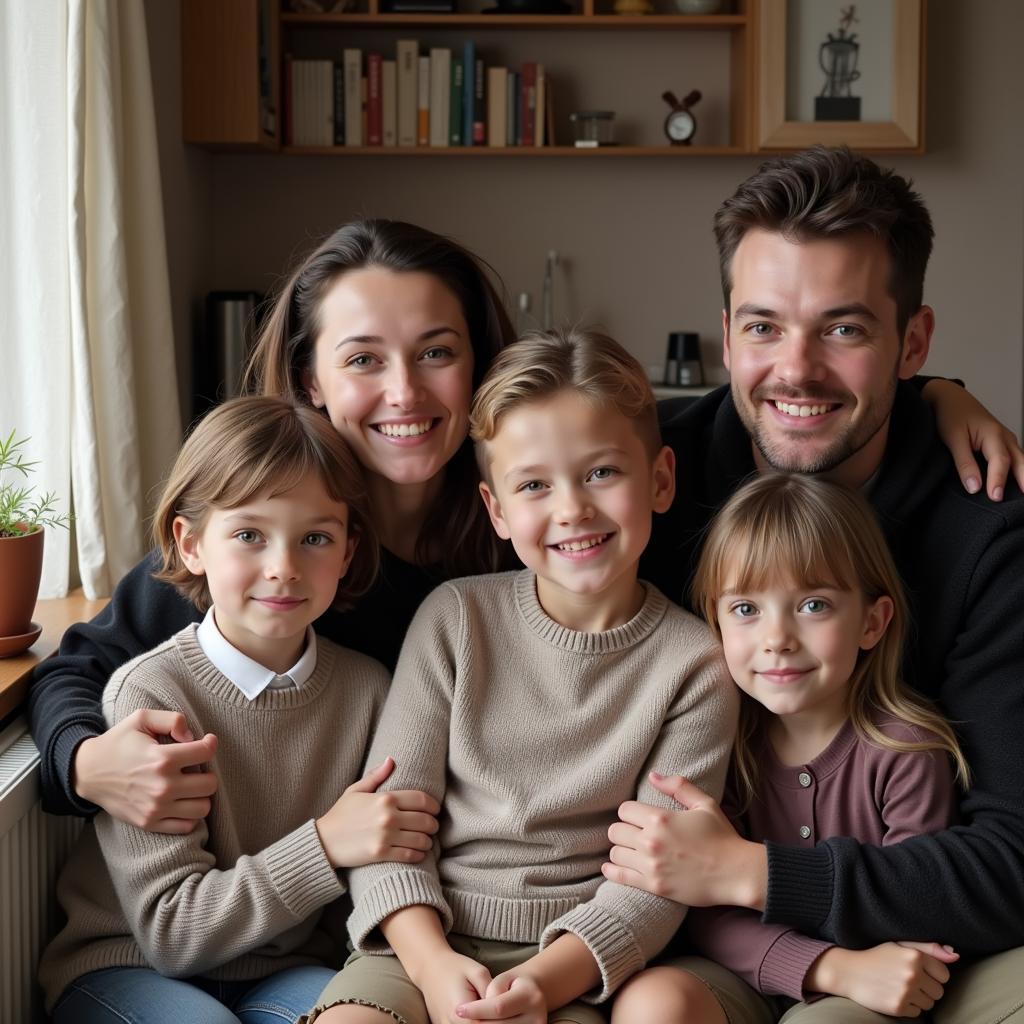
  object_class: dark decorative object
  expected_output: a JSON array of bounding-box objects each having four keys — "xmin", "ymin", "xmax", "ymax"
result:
[
  {"xmin": 661, "ymin": 89, "xmax": 701, "ymax": 145},
  {"xmin": 815, "ymin": 4, "xmax": 861, "ymax": 121}
]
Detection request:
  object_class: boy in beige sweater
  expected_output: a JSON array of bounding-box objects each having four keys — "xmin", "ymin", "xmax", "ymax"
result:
[{"xmin": 306, "ymin": 329, "xmax": 738, "ymax": 1024}]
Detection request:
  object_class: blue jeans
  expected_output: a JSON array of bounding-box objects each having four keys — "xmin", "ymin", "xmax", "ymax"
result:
[{"xmin": 52, "ymin": 965, "xmax": 336, "ymax": 1024}]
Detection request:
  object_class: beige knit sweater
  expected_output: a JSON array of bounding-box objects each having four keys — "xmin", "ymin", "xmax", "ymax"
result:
[
  {"xmin": 39, "ymin": 625, "xmax": 389, "ymax": 1012},
  {"xmin": 347, "ymin": 571, "xmax": 738, "ymax": 1002}
]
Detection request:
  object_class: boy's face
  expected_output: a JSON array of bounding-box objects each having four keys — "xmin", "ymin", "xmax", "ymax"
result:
[
  {"xmin": 174, "ymin": 472, "xmax": 356, "ymax": 673},
  {"xmin": 479, "ymin": 391, "xmax": 674, "ymax": 626}
]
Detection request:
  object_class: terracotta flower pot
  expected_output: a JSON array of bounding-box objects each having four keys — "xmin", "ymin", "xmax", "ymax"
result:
[{"xmin": 0, "ymin": 525, "xmax": 44, "ymax": 638}]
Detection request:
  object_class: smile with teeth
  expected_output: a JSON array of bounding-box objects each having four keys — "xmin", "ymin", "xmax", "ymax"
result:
[
  {"xmin": 773, "ymin": 401, "xmax": 837, "ymax": 418},
  {"xmin": 373, "ymin": 419, "xmax": 437, "ymax": 437},
  {"xmin": 554, "ymin": 534, "xmax": 610, "ymax": 553}
]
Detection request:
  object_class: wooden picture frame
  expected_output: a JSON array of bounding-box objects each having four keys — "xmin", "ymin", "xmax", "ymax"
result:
[{"xmin": 757, "ymin": 0, "xmax": 925, "ymax": 152}]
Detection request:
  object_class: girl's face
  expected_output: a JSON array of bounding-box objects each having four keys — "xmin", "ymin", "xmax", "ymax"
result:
[
  {"xmin": 304, "ymin": 267, "xmax": 475, "ymax": 488},
  {"xmin": 173, "ymin": 472, "xmax": 357, "ymax": 673},
  {"xmin": 715, "ymin": 569, "xmax": 892, "ymax": 731}
]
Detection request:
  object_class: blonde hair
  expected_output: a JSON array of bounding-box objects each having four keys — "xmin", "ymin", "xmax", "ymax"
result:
[
  {"xmin": 153, "ymin": 396, "xmax": 379, "ymax": 612},
  {"xmin": 692, "ymin": 473, "xmax": 969, "ymax": 807},
  {"xmin": 469, "ymin": 327, "xmax": 661, "ymax": 476}
]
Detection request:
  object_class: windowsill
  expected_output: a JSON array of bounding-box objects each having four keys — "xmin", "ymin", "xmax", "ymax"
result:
[{"xmin": 0, "ymin": 590, "xmax": 109, "ymax": 720}]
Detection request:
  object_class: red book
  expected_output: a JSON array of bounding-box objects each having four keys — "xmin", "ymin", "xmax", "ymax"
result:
[
  {"xmin": 520, "ymin": 62, "xmax": 536, "ymax": 147},
  {"xmin": 367, "ymin": 53, "xmax": 383, "ymax": 146}
]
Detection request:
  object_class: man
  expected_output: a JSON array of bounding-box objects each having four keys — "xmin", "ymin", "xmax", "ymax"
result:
[{"xmin": 622, "ymin": 146, "xmax": 1024, "ymax": 1017}]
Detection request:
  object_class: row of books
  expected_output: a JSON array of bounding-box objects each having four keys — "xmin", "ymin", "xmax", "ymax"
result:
[{"xmin": 283, "ymin": 43, "xmax": 551, "ymax": 148}]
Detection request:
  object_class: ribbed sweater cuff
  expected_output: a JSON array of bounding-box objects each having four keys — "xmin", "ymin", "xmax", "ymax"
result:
[
  {"xmin": 763, "ymin": 841, "xmax": 835, "ymax": 934},
  {"xmin": 541, "ymin": 905, "xmax": 645, "ymax": 1003},
  {"xmin": 349, "ymin": 870, "xmax": 452, "ymax": 953},
  {"xmin": 52, "ymin": 722, "xmax": 104, "ymax": 816},
  {"xmin": 758, "ymin": 931, "xmax": 834, "ymax": 1001},
  {"xmin": 265, "ymin": 820, "xmax": 344, "ymax": 920}
]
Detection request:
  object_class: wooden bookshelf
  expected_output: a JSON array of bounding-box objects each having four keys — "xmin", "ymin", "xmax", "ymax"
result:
[{"xmin": 183, "ymin": 0, "xmax": 756, "ymax": 153}]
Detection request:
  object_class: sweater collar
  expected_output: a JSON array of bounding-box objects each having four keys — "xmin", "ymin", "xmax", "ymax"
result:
[
  {"xmin": 175, "ymin": 624, "xmax": 335, "ymax": 709},
  {"xmin": 513, "ymin": 570, "xmax": 668, "ymax": 653}
]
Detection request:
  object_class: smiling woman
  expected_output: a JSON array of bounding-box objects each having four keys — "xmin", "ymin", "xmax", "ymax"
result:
[{"xmin": 27, "ymin": 219, "xmax": 516, "ymax": 835}]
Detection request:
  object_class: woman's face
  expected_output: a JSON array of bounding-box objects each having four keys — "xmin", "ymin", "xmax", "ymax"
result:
[{"xmin": 304, "ymin": 267, "xmax": 475, "ymax": 486}]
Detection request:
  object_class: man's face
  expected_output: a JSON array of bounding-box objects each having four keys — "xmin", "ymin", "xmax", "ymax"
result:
[{"xmin": 723, "ymin": 229, "xmax": 932, "ymax": 486}]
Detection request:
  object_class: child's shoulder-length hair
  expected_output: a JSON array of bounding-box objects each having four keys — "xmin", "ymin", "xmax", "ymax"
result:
[
  {"xmin": 692, "ymin": 472, "xmax": 969, "ymax": 807},
  {"xmin": 152, "ymin": 396, "xmax": 379, "ymax": 612}
]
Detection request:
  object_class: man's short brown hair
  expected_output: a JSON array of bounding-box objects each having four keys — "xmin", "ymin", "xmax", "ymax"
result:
[{"xmin": 713, "ymin": 146, "xmax": 934, "ymax": 334}]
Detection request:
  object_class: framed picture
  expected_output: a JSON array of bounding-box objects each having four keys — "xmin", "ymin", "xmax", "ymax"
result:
[{"xmin": 757, "ymin": 0, "xmax": 925, "ymax": 152}]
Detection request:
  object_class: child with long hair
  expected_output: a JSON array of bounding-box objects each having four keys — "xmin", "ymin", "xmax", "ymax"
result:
[
  {"xmin": 38, "ymin": 397, "xmax": 439, "ymax": 1024},
  {"xmin": 612, "ymin": 473, "xmax": 969, "ymax": 1023}
]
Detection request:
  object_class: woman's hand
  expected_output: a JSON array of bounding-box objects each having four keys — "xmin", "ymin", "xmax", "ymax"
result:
[
  {"xmin": 73, "ymin": 709, "xmax": 218, "ymax": 833},
  {"xmin": 806, "ymin": 941, "xmax": 958, "ymax": 1017},
  {"xmin": 315, "ymin": 756, "xmax": 440, "ymax": 868},
  {"xmin": 602, "ymin": 772, "xmax": 767, "ymax": 910},
  {"xmin": 924, "ymin": 378, "xmax": 1024, "ymax": 500}
]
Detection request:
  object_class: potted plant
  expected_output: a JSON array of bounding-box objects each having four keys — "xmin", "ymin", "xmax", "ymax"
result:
[{"xmin": 0, "ymin": 430, "xmax": 71, "ymax": 656}]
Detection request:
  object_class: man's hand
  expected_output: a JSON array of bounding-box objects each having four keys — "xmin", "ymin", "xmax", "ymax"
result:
[
  {"xmin": 315, "ymin": 756, "xmax": 439, "ymax": 868},
  {"xmin": 73, "ymin": 709, "xmax": 218, "ymax": 833},
  {"xmin": 456, "ymin": 971, "xmax": 546, "ymax": 1023},
  {"xmin": 806, "ymin": 941, "xmax": 958, "ymax": 1017},
  {"xmin": 924, "ymin": 377, "xmax": 1024, "ymax": 500},
  {"xmin": 602, "ymin": 772, "xmax": 767, "ymax": 910}
]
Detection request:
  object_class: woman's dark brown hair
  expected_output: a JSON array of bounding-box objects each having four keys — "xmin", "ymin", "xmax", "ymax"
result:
[{"xmin": 243, "ymin": 219, "xmax": 516, "ymax": 578}]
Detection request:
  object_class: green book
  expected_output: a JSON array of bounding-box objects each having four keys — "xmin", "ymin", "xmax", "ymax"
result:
[{"xmin": 450, "ymin": 56, "xmax": 464, "ymax": 146}]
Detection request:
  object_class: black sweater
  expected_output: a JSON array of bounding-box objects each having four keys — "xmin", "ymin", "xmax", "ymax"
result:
[
  {"xmin": 640, "ymin": 382, "xmax": 1024, "ymax": 958},
  {"xmin": 27, "ymin": 548, "xmax": 441, "ymax": 817}
]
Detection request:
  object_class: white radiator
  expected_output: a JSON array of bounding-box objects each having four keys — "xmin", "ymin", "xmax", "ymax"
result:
[{"xmin": 0, "ymin": 719, "xmax": 82, "ymax": 1024}]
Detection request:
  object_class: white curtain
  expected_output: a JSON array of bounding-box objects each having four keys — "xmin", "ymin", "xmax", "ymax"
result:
[{"xmin": 0, "ymin": 1, "xmax": 181, "ymax": 599}]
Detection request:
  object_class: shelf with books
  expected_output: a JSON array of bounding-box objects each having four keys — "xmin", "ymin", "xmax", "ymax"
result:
[{"xmin": 183, "ymin": 0, "xmax": 754, "ymax": 153}]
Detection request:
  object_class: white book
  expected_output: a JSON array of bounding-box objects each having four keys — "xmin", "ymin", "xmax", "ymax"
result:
[
  {"xmin": 396, "ymin": 40, "xmax": 418, "ymax": 148},
  {"xmin": 487, "ymin": 67, "xmax": 507, "ymax": 148},
  {"xmin": 382, "ymin": 59, "xmax": 397, "ymax": 147},
  {"xmin": 318, "ymin": 60, "xmax": 334, "ymax": 146},
  {"xmin": 343, "ymin": 48, "xmax": 363, "ymax": 146},
  {"xmin": 429, "ymin": 48, "xmax": 450, "ymax": 148},
  {"xmin": 293, "ymin": 60, "xmax": 314, "ymax": 146}
]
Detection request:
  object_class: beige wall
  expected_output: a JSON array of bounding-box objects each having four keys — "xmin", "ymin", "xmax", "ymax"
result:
[{"xmin": 147, "ymin": 0, "xmax": 1024, "ymax": 435}]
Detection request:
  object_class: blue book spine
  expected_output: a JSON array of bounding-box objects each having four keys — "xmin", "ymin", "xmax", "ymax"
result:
[{"xmin": 462, "ymin": 40, "xmax": 475, "ymax": 146}]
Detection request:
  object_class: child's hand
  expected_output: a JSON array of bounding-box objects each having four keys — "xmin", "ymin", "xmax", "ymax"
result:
[
  {"xmin": 456, "ymin": 970, "xmax": 546, "ymax": 1022},
  {"xmin": 315, "ymin": 756, "xmax": 440, "ymax": 868},
  {"xmin": 419, "ymin": 950, "xmax": 492, "ymax": 1024},
  {"xmin": 807, "ymin": 941, "xmax": 958, "ymax": 1017}
]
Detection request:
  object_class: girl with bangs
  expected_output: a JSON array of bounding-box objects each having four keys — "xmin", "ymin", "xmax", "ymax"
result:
[{"xmin": 620, "ymin": 473, "xmax": 971, "ymax": 1024}]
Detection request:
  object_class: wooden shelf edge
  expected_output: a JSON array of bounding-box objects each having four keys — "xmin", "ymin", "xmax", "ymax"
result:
[
  {"xmin": 281, "ymin": 144, "xmax": 748, "ymax": 155},
  {"xmin": 281, "ymin": 12, "xmax": 747, "ymax": 28}
]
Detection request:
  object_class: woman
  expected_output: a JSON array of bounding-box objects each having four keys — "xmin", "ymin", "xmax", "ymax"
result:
[{"xmin": 28, "ymin": 219, "xmax": 515, "ymax": 834}]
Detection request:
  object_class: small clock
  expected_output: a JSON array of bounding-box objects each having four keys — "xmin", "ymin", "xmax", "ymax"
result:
[{"xmin": 662, "ymin": 89, "xmax": 702, "ymax": 146}]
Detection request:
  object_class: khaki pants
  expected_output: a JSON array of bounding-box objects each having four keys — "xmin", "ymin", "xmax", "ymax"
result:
[
  {"xmin": 301, "ymin": 933, "xmax": 607, "ymax": 1024},
  {"xmin": 666, "ymin": 946, "xmax": 1024, "ymax": 1023}
]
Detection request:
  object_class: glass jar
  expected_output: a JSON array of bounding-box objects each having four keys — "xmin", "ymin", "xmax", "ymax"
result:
[{"xmin": 570, "ymin": 110, "xmax": 616, "ymax": 147}]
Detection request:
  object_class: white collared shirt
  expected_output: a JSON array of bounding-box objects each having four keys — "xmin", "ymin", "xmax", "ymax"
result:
[{"xmin": 196, "ymin": 606, "xmax": 318, "ymax": 700}]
